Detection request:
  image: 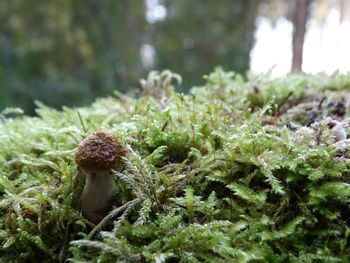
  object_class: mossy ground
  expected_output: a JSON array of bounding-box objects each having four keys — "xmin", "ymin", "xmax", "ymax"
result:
[{"xmin": 1, "ymin": 69, "xmax": 350, "ymax": 262}]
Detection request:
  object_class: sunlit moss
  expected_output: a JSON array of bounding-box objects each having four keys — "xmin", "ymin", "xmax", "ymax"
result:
[{"xmin": 1, "ymin": 69, "xmax": 350, "ymax": 262}]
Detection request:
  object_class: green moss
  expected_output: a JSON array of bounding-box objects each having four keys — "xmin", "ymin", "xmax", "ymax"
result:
[{"xmin": 1, "ymin": 69, "xmax": 350, "ymax": 262}]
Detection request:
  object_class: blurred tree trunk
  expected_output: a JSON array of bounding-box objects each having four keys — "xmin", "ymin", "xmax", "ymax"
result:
[
  {"xmin": 291, "ymin": 0, "xmax": 312, "ymax": 72},
  {"xmin": 339, "ymin": 0, "xmax": 346, "ymax": 23}
]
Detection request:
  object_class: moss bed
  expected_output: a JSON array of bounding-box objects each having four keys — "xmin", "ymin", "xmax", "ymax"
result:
[{"xmin": 1, "ymin": 69, "xmax": 350, "ymax": 262}]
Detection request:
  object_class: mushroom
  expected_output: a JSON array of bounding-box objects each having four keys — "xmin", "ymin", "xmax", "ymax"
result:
[
  {"xmin": 74, "ymin": 131, "xmax": 127, "ymax": 224},
  {"xmin": 309, "ymin": 117, "xmax": 347, "ymax": 145},
  {"xmin": 326, "ymin": 118, "xmax": 347, "ymax": 142}
]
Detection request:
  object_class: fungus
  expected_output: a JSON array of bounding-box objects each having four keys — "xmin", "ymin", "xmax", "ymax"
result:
[
  {"xmin": 310, "ymin": 117, "xmax": 347, "ymax": 145},
  {"xmin": 326, "ymin": 118, "xmax": 347, "ymax": 142},
  {"xmin": 74, "ymin": 131, "xmax": 127, "ymax": 224}
]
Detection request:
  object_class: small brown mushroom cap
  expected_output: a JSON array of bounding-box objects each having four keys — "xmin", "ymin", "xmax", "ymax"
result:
[{"xmin": 75, "ymin": 131, "xmax": 127, "ymax": 171}]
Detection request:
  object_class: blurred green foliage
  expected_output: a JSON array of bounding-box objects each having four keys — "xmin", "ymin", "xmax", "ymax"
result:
[
  {"xmin": 153, "ymin": 0, "xmax": 258, "ymax": 88},
  {"xmin": 0, "ymin": 0, "xmax": 259, "ymax": 114}
]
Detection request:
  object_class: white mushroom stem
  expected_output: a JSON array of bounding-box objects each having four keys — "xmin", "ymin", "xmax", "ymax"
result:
[{"xmin": 81, "ymin": 170, "xmax": 116, "ymax": 224}]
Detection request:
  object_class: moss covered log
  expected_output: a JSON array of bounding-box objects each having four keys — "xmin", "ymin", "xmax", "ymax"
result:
[{"xmin": 1, "ymin": 69, "xmax": 350, "ymax": 262}]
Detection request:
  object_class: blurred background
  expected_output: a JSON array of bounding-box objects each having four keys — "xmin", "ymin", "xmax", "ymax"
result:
[{"xmin": 0, "ymin": 0, "xmax": 349, "ymax": 114}]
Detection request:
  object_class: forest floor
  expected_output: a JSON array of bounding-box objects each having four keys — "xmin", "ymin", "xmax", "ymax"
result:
[{"xmin": 1, "ymin": 69, "xmax": 350, "ymax": 262}]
